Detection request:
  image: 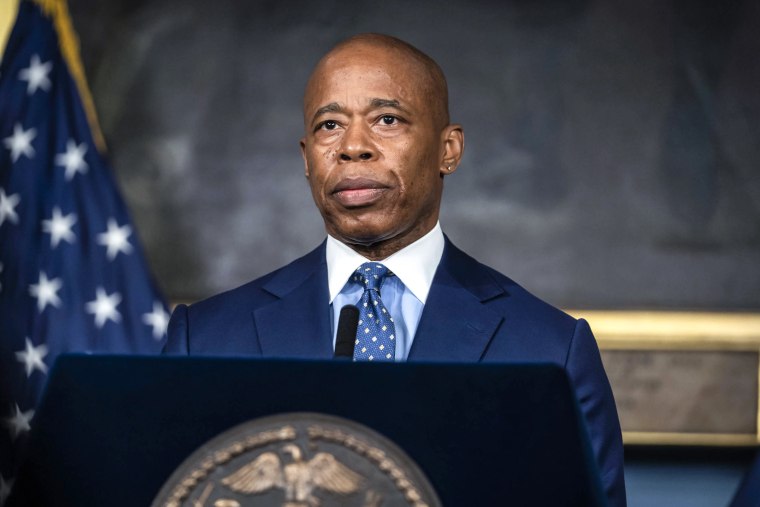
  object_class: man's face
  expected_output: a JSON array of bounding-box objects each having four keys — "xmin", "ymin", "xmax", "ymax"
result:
[{"xmin": 300, "ymin": 44, "xmax": 456, "ymax": 257}]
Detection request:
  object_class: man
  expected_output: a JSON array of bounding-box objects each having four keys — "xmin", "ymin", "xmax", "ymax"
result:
[{"xmin": 165, "ymin": 34, "xmax": 626, "ymax": 505}]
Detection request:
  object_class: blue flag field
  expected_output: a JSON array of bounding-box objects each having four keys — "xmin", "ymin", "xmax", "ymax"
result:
[{"xmin": 0, "ymin": 0, "xmax": 168, "ymax": 499}]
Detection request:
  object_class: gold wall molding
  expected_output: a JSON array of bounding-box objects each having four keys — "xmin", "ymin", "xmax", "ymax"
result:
[
  {"xmin": 569, "ymin": 310, "xmax": 760, "ymax": 350},
  {"xmin": 569, "ymin": 310, "xmax": 760, "ymax": 447}
]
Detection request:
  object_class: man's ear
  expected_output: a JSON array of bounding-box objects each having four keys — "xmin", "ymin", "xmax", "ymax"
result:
[
  {"xmin": 439, "ymin": 124, "xmax": 464, "ymax": 175},
  {"xmin": 300, "ymin": 138, "xmax": 310, "ymax": 177}
]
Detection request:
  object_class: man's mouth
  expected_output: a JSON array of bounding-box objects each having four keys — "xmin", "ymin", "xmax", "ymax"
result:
[{"xmin": 331, "ymin": 178, "xmax": 390, "ymax": 207}]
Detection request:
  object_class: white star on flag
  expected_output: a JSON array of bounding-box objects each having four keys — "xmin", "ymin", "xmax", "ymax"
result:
[
  {"xmin": 54, "ymin": 138, "xmax": 88, "ymax": 180},
  {"xmin": 28, "ymin": 272, "xmax": 63, "ymax": 313},
  {"xmin": 85, "ymin": 287, "xmax": 122, "ymax": 328},
  {"xmin": 18, "ymin": 53, "xmax": 52, "ymax": 95},
  {"xmin": 3, "ymin": 404, "xmax": 34, "ymax": 441},
  {"xmin": 42, "ymin": 207, "xmax": 77, "ymax": 247},
  {"xmin": 142, "ymin": 301, "xmax": 170, "ymax": 339},
  {"xmin": 97, "ymin": 218, "xmax": 133, "ymax": 260},
  {"xmin": 15, "ymin": 337, "xmax": 49, "ymax": 377},
  {"xmin": 0, "ymin": 188, "xmax": 21, "ymax": 226},
  {"xmin": 0, "ymin": 474, "xmax": 13, "ymax": 505},
  {"xmin": 3, "ymin": 122, "xmax": 36, "ymax": 162}
]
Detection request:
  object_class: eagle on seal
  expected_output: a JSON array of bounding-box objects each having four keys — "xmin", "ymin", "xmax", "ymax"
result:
[{"xmin": 221, "ymin": 444, "xmax": 363, "ymax": 506}]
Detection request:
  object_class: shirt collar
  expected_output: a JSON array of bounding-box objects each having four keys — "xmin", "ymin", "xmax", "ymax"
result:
[{"xmin": 326, "ymin": 222, "xmax": 445, "ymax": 304}]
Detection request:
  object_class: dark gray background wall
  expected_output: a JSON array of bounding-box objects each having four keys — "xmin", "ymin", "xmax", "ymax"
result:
[{"xmin": 68, "ymin": 0, "xmax": 760, "ymax": 309}]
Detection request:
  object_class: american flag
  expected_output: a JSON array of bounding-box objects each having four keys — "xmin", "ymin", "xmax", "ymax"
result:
[{"xmin": 0, "ymin": 1, "xmax": 168, "ymax": 500}]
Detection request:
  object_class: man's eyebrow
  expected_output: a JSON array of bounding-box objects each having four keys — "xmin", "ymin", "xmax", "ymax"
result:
[
  {"xmin": 311, "ymin": 99, "xmax": 409, "ymax": 124},
  {"xmin": 312, "ymin": 102, "xmax": 343, "ymax": 123},
  {"xmin": 369, "ymin": 98, "xmax": 407, "ymax": 112}
]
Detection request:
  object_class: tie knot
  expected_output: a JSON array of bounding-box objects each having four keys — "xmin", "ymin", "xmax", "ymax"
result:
[{"xmin": 352, "ymin": 262, "xmax": 390, "ymax": 292}]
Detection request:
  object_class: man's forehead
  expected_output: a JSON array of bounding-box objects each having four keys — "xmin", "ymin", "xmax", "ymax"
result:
[
  {"xmin": 306, "ymin": 49, "xmax": 428, "ymax": 105},
  {"xmin": 312, "ymin": 45, "xmax": 425, "ymax": 88},
  {"xmin": 303, "ymin": 35, "xmax": 449, "ymax": 126}
]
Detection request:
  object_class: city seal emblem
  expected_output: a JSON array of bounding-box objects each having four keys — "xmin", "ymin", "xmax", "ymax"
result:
[{"xmin": 152, "ymin": 413, "xmax": 441, "ymax": 507}]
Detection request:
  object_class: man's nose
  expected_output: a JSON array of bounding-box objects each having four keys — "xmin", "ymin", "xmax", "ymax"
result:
[{"xmin": 338, "ymin": 123, "xmax": 376, "ymax": 162}]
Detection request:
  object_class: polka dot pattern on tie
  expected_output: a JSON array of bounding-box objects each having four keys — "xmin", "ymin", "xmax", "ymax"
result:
[{"xmin": 352, "ymin": 262, "xmax": 396, "ymax": 362}]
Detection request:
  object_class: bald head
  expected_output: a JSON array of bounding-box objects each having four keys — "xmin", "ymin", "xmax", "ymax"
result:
[{"xmin": 304, "ymin": 33, "xmax": 450, "ymax": 129}]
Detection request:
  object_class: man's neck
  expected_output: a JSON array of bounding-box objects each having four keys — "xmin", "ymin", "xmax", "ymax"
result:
[
  {"xmin": 325, "ymin": 222, "xmax": 444, "ymax": 304},
  {"xmin": 336, "ymin": 221, "xmax": 438, "ymax": 261},
  {"xmin": 345, "ymin": 243, "xmax": 399, "ymax": 261}
]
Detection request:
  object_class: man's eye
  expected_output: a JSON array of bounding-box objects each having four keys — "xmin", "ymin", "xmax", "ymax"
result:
[
  {"xmin": 319, "ymin": 120, "xmax": 337, "ymax": 131},
  {"xmin": 381, "ymin": 116, "xmax": 397, "ymax": 125}
]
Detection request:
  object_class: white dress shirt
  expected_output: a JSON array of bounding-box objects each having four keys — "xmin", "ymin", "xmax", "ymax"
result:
[{"xmin": 326, "ymin": 222, "xmax": 445, "ymax": 360}]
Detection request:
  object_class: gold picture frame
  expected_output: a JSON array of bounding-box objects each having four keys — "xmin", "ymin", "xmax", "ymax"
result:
[{"xmin": 570, "ymin": 310, "xmax": 760, "ymax": 446}]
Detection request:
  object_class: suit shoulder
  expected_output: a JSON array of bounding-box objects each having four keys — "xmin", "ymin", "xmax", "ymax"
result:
[
  {"xmin": 445, "ymin": 240, "xmax": 576, "ymax": 326},
  {"xmin": 444, "ymin": 240, "xmax": 580, "ymax": 362},
  {"xmin": 187, "ymin": 242, "xmax": 325, "ymax": 316},
  {"xmin": 485, "ymin": 263, "xmax": 575, "ymax": 325}
]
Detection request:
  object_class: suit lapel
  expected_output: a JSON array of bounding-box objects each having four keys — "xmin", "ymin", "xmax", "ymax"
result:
[
  {"xmin": 408, "ymin": 239, "xmax": 506, "ymax": 362},
  {"xmin": 253, "ymin": 244, "xmax": 334, "ymax": 359},
  {"xmin": 251, "ymin": 239, "xmax": 506, "ymax": 361}
]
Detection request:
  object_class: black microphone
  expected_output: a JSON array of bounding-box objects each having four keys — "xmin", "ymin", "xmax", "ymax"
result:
[{"xmin": 334, "ymin": 304, "xmax": 359, "ymax": 359}]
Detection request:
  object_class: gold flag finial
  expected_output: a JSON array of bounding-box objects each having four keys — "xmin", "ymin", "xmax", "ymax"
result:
[{"xmin": 0, "ymin": 0, "xmax": 20, "ymax": 56}]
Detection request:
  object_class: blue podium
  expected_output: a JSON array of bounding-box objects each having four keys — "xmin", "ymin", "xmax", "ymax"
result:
[{"xmin": 9, "ymin": 355, "xmax": 606, "ymax": 506}]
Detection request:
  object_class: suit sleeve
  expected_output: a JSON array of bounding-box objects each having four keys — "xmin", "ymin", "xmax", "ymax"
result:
[
  {"xmin": 163, "ymin": 303, "xmax": 190, "ymax": 355},
  {"xmin": 566, "ymin": 318, "xmax": 626, "ymax": 507}
]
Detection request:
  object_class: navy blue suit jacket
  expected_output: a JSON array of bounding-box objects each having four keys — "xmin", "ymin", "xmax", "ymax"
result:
[{"xmin": 166, "ymin": 238, "xmax": 626, "ymax": 506}]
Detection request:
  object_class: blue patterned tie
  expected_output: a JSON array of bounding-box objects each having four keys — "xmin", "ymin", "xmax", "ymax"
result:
[{"xmin": 352, "ymin": 262, "xmax": 396, "ymax": 362}]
